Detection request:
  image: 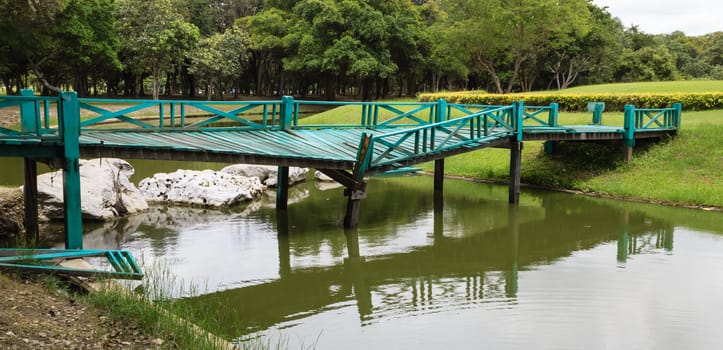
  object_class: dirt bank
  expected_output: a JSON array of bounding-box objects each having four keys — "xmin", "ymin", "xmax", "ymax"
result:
[{"xmin": 0, "ymin": 273, "xmax": 166, "ymax": 349}]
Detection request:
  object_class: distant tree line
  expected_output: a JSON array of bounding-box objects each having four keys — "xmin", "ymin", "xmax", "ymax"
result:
[{"xmin": 1, "ymin": 0, "xmax": 722, "ymax": 100}]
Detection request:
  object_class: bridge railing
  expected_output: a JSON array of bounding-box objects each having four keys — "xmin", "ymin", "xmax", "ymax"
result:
[
  {"xmin": 623, "ymin": 103, "xmax": 682, "ymax": 146},
  {"xmin": 293, "ymin": 100, "xmax": 440, "ymax": 128},
  {"xmin": 521, "ymin": 104, "xmax": 559, "ymax": 127},
  {"xmin": 0, "ymin": 90, "xmax": 62, "ymax": 138},
  {"xmin": 77, "ymin": 98, "xmax": 286, "ymax": 130},
  {"xmin": 359, "ymin": 104, "xmax": 518, "ymax": 171},
  {"xmin": 448, "ymin": 102, "xmax": 558, "ymax": 128},
  {"xmin": 631, "ymin": 104, "xmax": 682, "ymax": 130}
]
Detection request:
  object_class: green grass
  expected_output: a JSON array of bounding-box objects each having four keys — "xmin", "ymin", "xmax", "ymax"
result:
[
  {"xmin": 551, "ymin": 80, "xmax": 723, "ymax": 94},
  {"xmin": 428, "ymin": 109, "xmax": 722, "ymax": 208},
  {"xmin": 427, "ymin": 80, "xmax": 723, "ymax": 96}
]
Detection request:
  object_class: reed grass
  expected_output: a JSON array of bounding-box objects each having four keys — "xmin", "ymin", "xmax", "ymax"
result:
[{"xmin": 83, "ymin": 259, "xmax": 289, "ymax": 350}]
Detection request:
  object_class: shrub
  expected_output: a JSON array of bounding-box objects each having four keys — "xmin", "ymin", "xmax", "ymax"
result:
[{"xmin": 419, "ymin": 92, "xmax": 723, "ymax": 111}]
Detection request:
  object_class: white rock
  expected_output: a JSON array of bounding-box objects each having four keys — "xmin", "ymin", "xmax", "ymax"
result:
[
  {"xmin": 314, "ymin": 170, "xmax": 335, "ymax": 182},
  {"xmin": 37, "ymin": 158, "xmax": 148, "ymax": 220},
  {"xmin": 313, "ymin": 170, "xmax": 343, "ymax": 191},
  {"xmin": 138, "ymin": 169, "xmax": 265, "ymax": 207},
  {"xmin": 221, "ymin": 164, "xmax": 308, "ymax": 187}
]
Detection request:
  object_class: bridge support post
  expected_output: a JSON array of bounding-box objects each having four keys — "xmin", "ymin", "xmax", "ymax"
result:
[
  {"xmin": 344, "ymin": 188, "xmax": 366, "ymax": 228},
  {"xmin": 434, "ymin": 159, "xmax": 444, "ymax": 193},
  {"xmin": 276, "ymin": 166, "xmax": 289, "ymax": 210},
  {"xmin": 622, "ymin": 145, "xmax": 633, "ymax": 162},
  {"xmin": 317, "ymin": 169, "xmax": 367, "ymax": 229},
  {"xmin": 508, "ymin": 141, "xmax": 522, "ymax": 204},
  {"xmin": 60, "ymin": 92, "xmax": 83, "ymax": 249},
  {"xmin": 543, "ymin": 141, "xmax": 556, "ymax": 155},
  {"xmin": 23, "ymin": 158, "xmax": 39, "ymax": 243}
]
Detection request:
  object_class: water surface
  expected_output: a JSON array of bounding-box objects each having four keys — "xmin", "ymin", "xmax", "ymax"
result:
[{"xmin": 61, "ymin": 174, "xmax": 723, "ymax": 350}]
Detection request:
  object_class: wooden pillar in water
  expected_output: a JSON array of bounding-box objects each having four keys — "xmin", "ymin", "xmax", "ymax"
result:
[
  {"xmin": 23, "ymin": 158, "xmax": 39, "ymax": 243},
  {"xmin": 434, "ymin": 159, "xmax": 444, "ymax": 193},
  {"xmin": 276, "ymin": 166, "xmax": 289, "ymax": 210},
  {"xmin": 60, "ymin": 92, "xmax": 83, "ymax": 249},
  {"xmin": 508, "ymin": 141, "xmax": 522, "ymax": 204},
  {"xmin": 344, "ymin": 189, "xmax": 365, "ymax": 228}
]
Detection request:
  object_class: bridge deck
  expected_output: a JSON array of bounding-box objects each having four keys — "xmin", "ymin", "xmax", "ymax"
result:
[
  {"xmin": 0, "ymin": 125, "xmax": 675, "ymax": 172},
  {"xmin": 76, "ymin": 127, "xmax": 512, "ymax": 174},
  {"xmin": 0, "ymin": 93, "xmax": 681, "ymax": 249}
]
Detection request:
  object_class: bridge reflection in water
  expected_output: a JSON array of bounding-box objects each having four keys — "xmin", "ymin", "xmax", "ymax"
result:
[{"xmin": 151, "ymin": 179, "xmax": 676, "ymax": 341}]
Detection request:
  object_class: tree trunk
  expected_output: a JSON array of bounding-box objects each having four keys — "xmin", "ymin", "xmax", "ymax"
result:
[{"xmin": 504, "ymin": 55, "xmax": 525, "ymax": 94}]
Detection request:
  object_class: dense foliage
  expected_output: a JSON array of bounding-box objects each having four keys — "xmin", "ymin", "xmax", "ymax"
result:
[{"xmin": 1, "ymin": 0, "xmax": 721, "ymax": 99}]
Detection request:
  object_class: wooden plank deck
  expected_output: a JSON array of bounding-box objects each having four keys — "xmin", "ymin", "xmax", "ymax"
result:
[{"xmin": 74, "ymin": 127, "xmax": 513, "ymax": 174}]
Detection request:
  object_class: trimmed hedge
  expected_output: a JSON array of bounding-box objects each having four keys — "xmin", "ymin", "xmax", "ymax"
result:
[{"xmin": 418, "ymin": 92, "xmax": 723, "ymax": 111}]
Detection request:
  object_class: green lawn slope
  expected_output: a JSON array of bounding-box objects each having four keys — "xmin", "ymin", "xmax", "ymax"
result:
[{"xmin": 548, "ymin": 80, "xmax": 723, "ymax": 94}]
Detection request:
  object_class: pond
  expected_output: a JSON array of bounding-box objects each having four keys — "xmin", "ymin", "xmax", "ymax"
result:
[{"xmin": 3, "ymin": 158, "xmax": 723, "ymax": 349}]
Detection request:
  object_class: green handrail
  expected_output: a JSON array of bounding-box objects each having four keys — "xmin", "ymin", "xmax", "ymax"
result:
[{"xmin": 362, "ymin": 105, "xmax": 516, "ymax": 171}]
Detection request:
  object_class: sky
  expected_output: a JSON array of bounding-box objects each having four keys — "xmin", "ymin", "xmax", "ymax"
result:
[{"xmin": 592, "ymin": 0, "xmax": 723, "ymax": 36}]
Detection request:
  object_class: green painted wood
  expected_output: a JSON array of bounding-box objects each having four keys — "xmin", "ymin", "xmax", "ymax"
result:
[
  {"xmin": 20, "ymin": 89, "xmax": 37, "ymax": 134},
  {"xmin": 623, "ymin": 105, "xmax": 636, "ymax": 147},
  {"xmin": 549, "ymin": 103, "xmax": 559, "ymax": 127},
  {"xmin": 436, "ymin": 99, "xmax": 447, "ymax": 123},
  {"xmin": 281, "ymin": 96, "xmax": 293, "ymax": 130},
  {"xmin": 61, "ymin": 92, "xmax": 83, "ymax": 250},
  {"xmin": 0, "ymin": 249, "xmax": 143, "ymax": 280}
]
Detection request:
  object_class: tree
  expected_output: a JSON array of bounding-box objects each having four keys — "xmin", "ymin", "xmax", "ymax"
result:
[
  {"xmin": 443, "ymin": 0, "xmax": 591, "ymax": 93},
  {"xmin": 616, "ymin": 46, "xmax": 678, "ymax": 81},
  {"xmin": 55, "ymin": 0, "xmax": 122, "ymax": 96},
  {"xmin": 545, "ymin": 3, "xmax": 624, "ymax": 89},
  {"xmin": 239, "ymin": 7, "xmax": 295, "ymax": 96},
  {"xmin": 0, "ymin": 0, "xmax": 68, "ymax": 92},
  {"xmin": 277, "ymin": 0, "xmax": 429, "ymax": 100},
  {"xmin": 421, "ymin": 2, "xmax": 468, "ymax": 92},
  {"xmin": 188, "ymin": 26, "xmax": 251, "ymax": 100},
  {"xmin": 0, "ymin": 0, "xmax": 121, "ymax": 95},
  {"xmin": 116, "ymin": 0, "xmax": 199, "ymax": 99}
]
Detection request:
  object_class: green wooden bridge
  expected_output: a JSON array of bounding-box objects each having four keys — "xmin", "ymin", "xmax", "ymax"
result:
[{"xmin": 0, "ymin": 90, "xmax": 680, "ymax": 258}]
